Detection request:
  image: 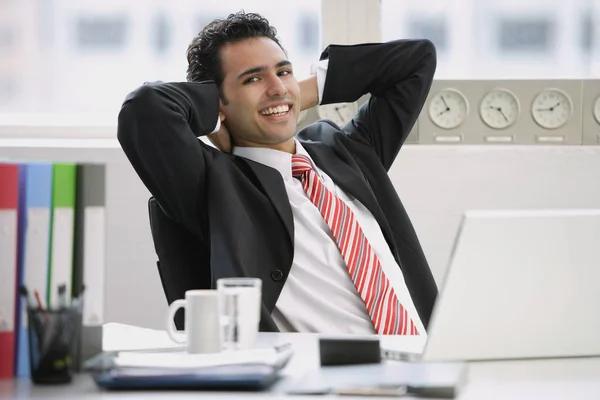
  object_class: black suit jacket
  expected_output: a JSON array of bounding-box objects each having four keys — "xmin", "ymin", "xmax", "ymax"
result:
[{"xmin": 117, "ymin": 39, "xmax": 438, "ymax": 331}]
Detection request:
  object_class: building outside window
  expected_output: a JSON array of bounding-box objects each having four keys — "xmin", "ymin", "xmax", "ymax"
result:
[
  {"xmin": 382, "ymin": 0, "xmax": 600, "ymax": 79},
  {"xmin": 0, "ymin": 0, "xmax": 322, "ymax": 114},
  {"xmin": 76, "ymin": 15, "xmax": 129, "ymax": 51}
]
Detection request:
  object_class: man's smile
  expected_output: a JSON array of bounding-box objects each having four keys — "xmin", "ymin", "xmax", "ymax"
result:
[{"xmin": 259, "ymin": 102, "xmax": 294, "ymax": 121}]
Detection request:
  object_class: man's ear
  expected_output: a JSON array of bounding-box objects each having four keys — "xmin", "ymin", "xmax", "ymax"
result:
[{"xmin": 219, "ymin": 100, "xmax": 227, "ymax": 121}]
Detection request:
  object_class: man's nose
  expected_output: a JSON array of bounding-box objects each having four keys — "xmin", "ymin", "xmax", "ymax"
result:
[{"xmin": 266, "ymin": 75, "xmax": 287, "ymax": 97}]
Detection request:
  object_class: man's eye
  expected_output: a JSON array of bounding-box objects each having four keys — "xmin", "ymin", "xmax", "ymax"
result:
[
  {"xmin": 244, "ymin": 77, "xmax": 259, "ymax": 84},
  {"xmin": 279, "ymin": 70, "xmax": 292, "ymax": 76}
]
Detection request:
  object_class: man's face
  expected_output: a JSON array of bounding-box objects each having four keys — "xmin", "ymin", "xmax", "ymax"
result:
[{"xmin": 219, "ymin": 37, "xmax": 300, "ymax": 151}]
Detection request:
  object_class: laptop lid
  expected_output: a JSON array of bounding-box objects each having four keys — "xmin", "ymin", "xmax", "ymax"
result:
[{"xmin": 421, "ymin": 209, "xmax": 600, "ymax": 361}]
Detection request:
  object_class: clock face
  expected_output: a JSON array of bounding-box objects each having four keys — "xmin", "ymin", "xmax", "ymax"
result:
[
  {"xmin": 316, "ymin": 102, "xmax": 359, "ymax": 126},
  {"xmin": 479, "ymin": 89, "xmax": 520, "ymax": 130},
  {"xmin": 593, "ymin": 96, "xmax": 600, "ymax": 125},
  {"xmin": 428, "ymin": 89, "xmax": 469, "ymax": 130},
  {"xmin": 531, "ymin": 89, "xmax": 573, "ymax": 130}
]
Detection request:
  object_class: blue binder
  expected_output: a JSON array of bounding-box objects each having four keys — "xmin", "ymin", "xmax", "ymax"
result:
[
  {"xmin": 92, "ymin": 363, "xmax": 281, "ymax": 390},
  {"xmin": 15, "ymin": 163, "xmax": 53, "ymax": 377}
]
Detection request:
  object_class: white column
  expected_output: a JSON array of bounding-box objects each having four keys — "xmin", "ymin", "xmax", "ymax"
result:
[{"xmin": 321, "ymin": 0, "xmax": 381, "ymax": 47}]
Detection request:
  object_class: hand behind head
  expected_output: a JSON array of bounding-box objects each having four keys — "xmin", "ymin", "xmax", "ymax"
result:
[{"xmin": 207, "ymin": 112, "xmax": 232, "ymax": 153}]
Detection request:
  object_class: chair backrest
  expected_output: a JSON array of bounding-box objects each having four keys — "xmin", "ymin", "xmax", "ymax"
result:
[{"xmin": 147, "ymin": 197, "xmax": 212, "ymax": 330}]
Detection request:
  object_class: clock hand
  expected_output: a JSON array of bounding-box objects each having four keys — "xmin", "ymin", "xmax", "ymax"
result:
[
  {"xmin": 437, "ymin": 97, "xmax": 452, "ymax": 116},
  {"xmin": 497, "ymin": 107, "xmax": 509, "ymax": 122},
  {"xmin": 334, "ymin": 106, "xmax": 344, "ymax": 121},
  {"xmin": 441, "ymin": 96, "xmax": 450, "ymax": 109},
  {"xmin": 535, "ymin": 102, "xmax": 561, "ymax": 112},
  {"xmin": 488, "ymin": 105, "xmax": 509, "ymax": 122}
]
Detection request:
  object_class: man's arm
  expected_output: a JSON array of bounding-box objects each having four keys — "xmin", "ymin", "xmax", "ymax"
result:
[
  {"xmin": 319, "ymin": 40, "xmax": 436, "ymax": 170},
  {"xmin": 298, "ymin": 75, "xmax": 319, "ymax": 111},
  {"xmin": 117, "ymin": 81, "xmax": 220, "ymax": 237}
]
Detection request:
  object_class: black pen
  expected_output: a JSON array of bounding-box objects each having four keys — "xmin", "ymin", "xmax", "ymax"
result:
[
  {"xmin": 20, "ymin": 286, "xmax": 46, "ymax": 338},
  {"xmin": 71, "ymin": 284, "xmax": 86, "ymax": 311},
  {"xmin": 58, "ymin": 284, "xmax": 67, "ymax": 309}
]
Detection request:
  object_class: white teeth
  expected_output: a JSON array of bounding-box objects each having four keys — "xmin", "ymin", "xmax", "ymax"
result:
[{"xmin": 260, "ymin": 104, "xmax": 290, "ymax": 116}]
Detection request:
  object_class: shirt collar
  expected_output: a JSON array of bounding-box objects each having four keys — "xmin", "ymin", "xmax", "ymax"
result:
[{"xmin": 232, "ymin": 139, "xmax": 318, "ymax": 182}]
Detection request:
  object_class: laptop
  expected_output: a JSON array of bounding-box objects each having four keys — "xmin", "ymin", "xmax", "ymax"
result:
[{"xmin": 382, "ymin": 209, "xmax": 600, "ymax": 362}]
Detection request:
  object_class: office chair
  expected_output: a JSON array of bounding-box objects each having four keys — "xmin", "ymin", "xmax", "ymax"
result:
[{"xmin": 147, "ymin": 197, "xmax": 212, "ymax": 330}]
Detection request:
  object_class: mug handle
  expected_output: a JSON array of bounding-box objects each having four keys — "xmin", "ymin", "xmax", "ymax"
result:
[{"xmin": 166, "ymin": 299, "xmax": 187, "ymax": 344}]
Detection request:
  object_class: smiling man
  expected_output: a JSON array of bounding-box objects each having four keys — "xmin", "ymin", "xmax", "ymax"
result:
[{"xmin": 117, "ymin": 11, "xmax": 438, "ymax": 336}]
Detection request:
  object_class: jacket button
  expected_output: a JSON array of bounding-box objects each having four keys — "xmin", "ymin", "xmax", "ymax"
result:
[{"xmin": 270, "ymin": 269, "xmax": 284, "ymax": 282}]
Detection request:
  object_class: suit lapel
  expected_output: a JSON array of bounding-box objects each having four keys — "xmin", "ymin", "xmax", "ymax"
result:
[
  {"xmin": 235, "ymin": 140, "xmax": 397, "ymax": 261},
  {"xmin": 244, "ymin": 160, "xmax": 294, "ymax": 246},
  {"xmin": 303, "ymin": 141, "xmax": 398, "ymax": 256}
]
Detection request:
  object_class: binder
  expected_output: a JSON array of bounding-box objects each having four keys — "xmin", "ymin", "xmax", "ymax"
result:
[
  {"xmin": 93, "ymin": 364, "xmax": 281, "ymax": 390},
  {"xmin": 0, "ymin": 163, "xmax": 19, "ymax": 378},
  {"xmin": 72, "ymin": 163, "xmax": 106, "ymax": 368},
  {"xmin": 15, "ymin": 163, "xmax": 53, "ymax": 377},
  {"xmin": 48, "ymin": 163, "xmax": 77, "ymax": 308}
]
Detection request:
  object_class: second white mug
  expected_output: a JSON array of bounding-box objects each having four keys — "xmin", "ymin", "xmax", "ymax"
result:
[{"xmin": 166, "ymin": 289, "xmax": 221, "ymax": 354}]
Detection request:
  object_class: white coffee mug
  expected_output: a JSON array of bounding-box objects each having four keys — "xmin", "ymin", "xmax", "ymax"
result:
[{"xmin": 166, "ymin": 290, "xmax": 221, "ymax": 354}]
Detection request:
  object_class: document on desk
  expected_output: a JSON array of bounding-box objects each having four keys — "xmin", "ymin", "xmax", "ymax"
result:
[
  {"xmin": 96, "ymin": 323, "xmax": 292, "ymax": 369},
  {"xmin": 113, "ymin": 345, "xmax": 292, "ymax": 369},
  {"xmin": 102, "ymin": 322, "xmax": 185, "ymax": 352}
]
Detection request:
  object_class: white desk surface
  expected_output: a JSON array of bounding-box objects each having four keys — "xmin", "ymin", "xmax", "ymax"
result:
[{"xmin": 2, "ymin": 329, "xmax": 600, "ymax": 399}]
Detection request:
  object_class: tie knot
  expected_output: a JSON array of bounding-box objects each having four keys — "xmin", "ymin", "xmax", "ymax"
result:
[{"xmin": 291, "ymin": 154, "xmax": 313, "ymax": 178}]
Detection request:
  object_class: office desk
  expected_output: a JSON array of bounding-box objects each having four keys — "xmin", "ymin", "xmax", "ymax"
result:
[{"xmin": 2, "ymin": 332, "xmax": 600, "ymax": 399}]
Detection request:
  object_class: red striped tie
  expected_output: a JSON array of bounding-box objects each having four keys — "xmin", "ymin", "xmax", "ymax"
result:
[{"xmin": 292, "ymin": 154, "xmax": 418, "ymax": 335}]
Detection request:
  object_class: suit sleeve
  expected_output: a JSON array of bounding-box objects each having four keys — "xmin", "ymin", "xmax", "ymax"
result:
[
  {"xmin": 117, "ymin": 81, "xmax": 220, "ymax": 236},
  {"xmin": 319, "ymin": 40, "xmax": 436, "ymax": 170}
]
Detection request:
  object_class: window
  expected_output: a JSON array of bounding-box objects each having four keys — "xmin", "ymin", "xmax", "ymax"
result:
[
  {"xmin": 0, "ymin": 1, "xmax": 323, "ymax": 114},
  {"xmin": 0, "ymin": 76, "xmax": 17, "ymax": 105},
  {"xmin": 0, "ymin": 27, "xmax": 16, "ymax": 52},
  {"xmin": 297, "ymin": 13, "xmax": 320, "ymax": 54},
  {"xmin": 195, "ymin": 15, "xmax": 217, "ymax": 33},
  {"xmin": 76, "ymin": 15, "xmax": 129, "ymax": 50},
  {"xmin": 498, "ymin": 18, "xmax": 555, "ymax": 53},
  {"xmin": 151, "ymin": 13, "xmax": 172, "ymax": 55},
  {"xmin": 581, "ymin": 12, "xmax": 594, "ymax": 52},
  {"xmin": 406, "ymin": 17, "xmax": 448, "ymax": 52},
  {"xmin": 383, "ymin": 0, "xmax": 596, "ymax": 79}
]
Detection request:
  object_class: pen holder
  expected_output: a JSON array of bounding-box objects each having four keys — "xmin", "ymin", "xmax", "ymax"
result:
[{"xmin": 27, "ymin": 307, "xmax": 82, "ymax": 384}]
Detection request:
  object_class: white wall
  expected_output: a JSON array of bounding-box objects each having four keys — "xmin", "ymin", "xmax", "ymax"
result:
[
  {"xmin": 391, "ymin": 145, "xmax": 600, "ymax": 283},
  {"xmin": 2, "ymin": 138, "xmax": 599, "ymax": 329}
]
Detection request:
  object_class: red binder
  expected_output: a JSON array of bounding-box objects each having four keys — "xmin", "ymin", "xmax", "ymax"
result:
[{"xmin": 0, "ymin": 163, "xmax": 19, "ymax": 378}]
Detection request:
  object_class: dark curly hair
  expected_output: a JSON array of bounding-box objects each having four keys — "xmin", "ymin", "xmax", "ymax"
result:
[{"xmin": 186, "ymin": 11, "xmax": 286, "ymax": 103}]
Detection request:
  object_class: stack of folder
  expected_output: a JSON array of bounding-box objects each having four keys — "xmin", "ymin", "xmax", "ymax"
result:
[
  {"xmin": 85, "ymin": 344, "xmax": 294, "ymax": 390},
  {"xmin": 0, "ymin": 161, "xmax": 106, "ymax": 379}
]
